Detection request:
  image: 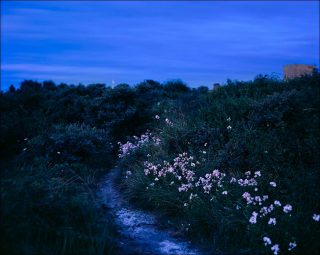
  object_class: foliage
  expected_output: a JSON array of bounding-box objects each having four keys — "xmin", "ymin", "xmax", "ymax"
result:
[
  {"xmin": 0, "ymin": 78, "xmax": 192, "ymax": 254},
  {"xmin": 118, "ymin": 74, "xmax": 320, "ymax": 254}
]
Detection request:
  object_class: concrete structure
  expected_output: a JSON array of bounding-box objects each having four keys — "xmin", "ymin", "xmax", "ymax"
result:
[{"xmin": 283, "ymin": 64, "xmax": 316, "ymax": 80}]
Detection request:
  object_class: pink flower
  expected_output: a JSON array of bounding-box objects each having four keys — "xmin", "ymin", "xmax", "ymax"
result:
[
  {"xmin": 312, "ymin": 214, "xmax": 320, "ymax": 222},
  {"xmin": 271, "ymin": 244, "xmax": 280, "ymax": 255},
  {"xmin": 249, "ymin": 211, "xmax": 258, "ymax": 224},
  {"xmin": 283, "ymin": 204, "xmax": 292, "ymax": 213},
  {"xmin": 263, "ymin": 236, "xmax": 272, "ymax": 246},
  {"xmin": 268, "ymin": 218, "xmax": 277, "ymax": 225}
]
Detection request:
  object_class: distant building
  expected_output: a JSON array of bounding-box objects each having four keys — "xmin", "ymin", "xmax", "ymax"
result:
[
  {"xmin": 283, "ymin": 64, "xmax": 316, "ymax": 80},
  {"xmin": 213, "ymin": 83, "xmax": 221, "ymax": 90}
]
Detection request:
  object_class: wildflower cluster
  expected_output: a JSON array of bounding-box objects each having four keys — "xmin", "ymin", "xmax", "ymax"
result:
[
  {"xmin": 141, "ymin": 154, "xmax": 300, "ymax": 254},
  {"xmin": 143, "ymin": 152, "xmax": 199, "ymax": 195},
  {"xmin": 119, "ymin": 131, "xmax": 318, "ymax": 255},
  {"xmin": 118, "ymin": 131, "xmax": 161, "ymax": 158}
]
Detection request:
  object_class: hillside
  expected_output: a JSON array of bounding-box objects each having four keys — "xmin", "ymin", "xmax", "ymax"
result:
[{"xmin": 1, "ymin": 74, "xmax": 319, "ymax": 255}]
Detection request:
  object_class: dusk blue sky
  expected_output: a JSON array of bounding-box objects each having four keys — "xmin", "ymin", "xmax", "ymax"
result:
[{"xmin": 1, "ymin": 1, "xmax": 319, "ymax": 90}]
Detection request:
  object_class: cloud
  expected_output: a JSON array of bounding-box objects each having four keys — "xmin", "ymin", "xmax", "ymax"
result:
[{"xmin": 1, "ymin": 1, "xmax": 319, "ymax": 90}]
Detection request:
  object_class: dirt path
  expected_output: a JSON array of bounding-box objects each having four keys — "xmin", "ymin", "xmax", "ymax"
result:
[{"xmin": 98, "ymin": 168, "xmax": 201, "ymax": 255}]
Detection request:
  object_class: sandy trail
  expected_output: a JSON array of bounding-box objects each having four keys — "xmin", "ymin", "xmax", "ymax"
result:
[{"xmin": 98, "ymin": 168, "xmax": 201, "ymax": 255}]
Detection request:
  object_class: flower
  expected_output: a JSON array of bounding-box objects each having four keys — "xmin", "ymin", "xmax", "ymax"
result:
[
  {"xmin": 245, "ymin": 171, "xmax": 251, "ymax": 176},
  {"xmin": 230, "ymin": 177, "xmax": 237, "ymax": 183},
  {"xmin": 227, "ymin": 117, "xmax": 231, "ymax": 122},
  {"xmin": 274, "ymin": 200, "xmax": 281, "ymax": 207},
  {"xmin": 57, "ymin": 151, "xmax": 61, "ymax": 154},
  {"xmin": 189, "ymin": 193, "xmax": 198, "ymax": 200},
  {"xmin": 288, "ymin": 241, "xmax": 297, "ymax": 251},
  {"xmin": 283, "ymin": 204, "xmax": 293, "ymax": 213},
  {"xmin": 227, "ymin": 125, "xmax": 232, "ymax": 130},
  {"xmin": 249, "ymin": 211, "xmax": 258, "ymax": 224},
  {"xmin": 254, "ymin": 171, "xmax": 261, "ymax": 177},
  {"xmin": 268, "ymin": 218, "xmax": 277, "ymax": 225},
  {"xmin": 263, "ymin": 236, "xmax": 272, "ymax": 246},
  {"xmin": 155, "ymin": 115, "xmax": 160, "ymax": 120},
  {"xmin": 312, "ymin": 213, "xmax": 320, "ymax": 222},
  {"xmin": 222, "ymin": 191, "xmax": 228, "ymax": 195},
  {"xmin": 165, "ymin": 118, "xmax": 173, "ymax": 125},
  {"xmin": 270, "ymin": 181, "xmax": 277, "ymax": 187},
  {"xmin": 271, "ymin": 244, "xmax": 280, "ymax": 255}
]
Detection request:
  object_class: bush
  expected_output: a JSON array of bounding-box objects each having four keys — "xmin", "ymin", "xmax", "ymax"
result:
[
  {"xmin": 26, "ymin": 123, "xmax": 114, "ymax": 168},
  {"xmin": 1, "ymin": 161, "xmax": 116, "ymax": 255}
]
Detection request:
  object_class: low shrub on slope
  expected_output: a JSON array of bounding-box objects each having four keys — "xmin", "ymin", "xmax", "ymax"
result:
[{"xmin": 119, "ymin": 74, "xmax": 320, "ymax": 254}]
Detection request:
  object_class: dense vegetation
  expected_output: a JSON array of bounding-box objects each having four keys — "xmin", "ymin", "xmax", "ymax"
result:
[
  {"xmin": 1, "ymin": 74, "xmax": 319, "ymax": 254},
  {"xmin": 118, "ymin": 74, "xmax": 320, "ymax": 254},
  {"xmin": 0, "ymin": 79, "xmax": 200, "ymax": 254}
]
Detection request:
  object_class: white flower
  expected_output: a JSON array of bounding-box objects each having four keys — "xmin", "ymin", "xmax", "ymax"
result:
[
  {"xmin": 254, "ymin": 171, "xmax": 261, "ymax": 177},
  {"xmin": 269, "ymin": 181, "xmax": 277, "ymax": 187},
  {"xmin": 274, "ymin": 200, "xmax": 281, "ymax": 207},
  {"xmin": 23, "ymin": 148, "xmax": 27, "ymax": 151},
  {"xmin": 245, "ymin": 171, "xmax": 251, "ymax": 176},
  {"xmin": 227, "ymin": 117, "xmax": 231, "ymax": 122},
  {"xmin": 155, "ymin": 115, "xmax": 160, "ymax": 120},
  {"xmin": 202, "ymin": 150, "xmax": 207, "ymax": 154},
  {"xmin": 57, "ymin": 151, "xmax": 61, "ymax": 154},
  {"xmin": 191, "ymin": 163, "xmax": 195, "ymax": 167},
  {"xmin": 268, "ymin": 217, "xmax": 277, "ymax": 225},
  {"xmin": 183, "ymin": 203, "xmax": 188, "ymax": 207},
  {"xmin": 288, "ymin": 241, "xmax": 297, "ymax": 251},
  {"xmin": 283, "ymin": 204, "xmax": 292, "ymax": 213},
  {"xmin": 271, "ymin": 244, "xmax": 280, "ymax": 255},
  {"xmin": 222, "ymin": 191, "xmax": 228, "ymax": 195},
  {"xmin": 263, "ymin": 236, "xmax": 272, "ymax": 246},
  {"xmin": 312, "ymin": 213, "xmax": 320, "ymax": 222},
  {"xmin": 227, "ymin": 125, "xmax": 232, "ymax": 130}
]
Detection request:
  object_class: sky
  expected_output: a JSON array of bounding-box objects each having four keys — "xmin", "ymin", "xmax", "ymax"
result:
[{"xmin": 1, "ymin": 1, "xmax": 319, "ymax": 90}]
